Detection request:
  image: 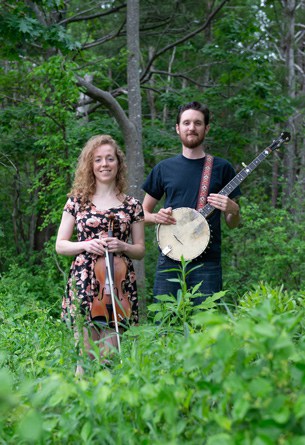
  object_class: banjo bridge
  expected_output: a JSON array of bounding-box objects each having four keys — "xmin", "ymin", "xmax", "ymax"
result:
[{"xmin": 173, "ymin": 234, "xmax": 183, "ymax": 245}]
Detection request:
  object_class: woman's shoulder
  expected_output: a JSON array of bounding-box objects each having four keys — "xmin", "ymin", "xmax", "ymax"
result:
[
  {"xmin": 64, "ymin": 194, "xmax": 83, "ymax": 214},
  {"xmin": 123, "ymin": 195, "xmax": 142, "ymax": 206},
  {"xmin": 123, "ymin": 195, "xmax": 144, "ymax": 219}
]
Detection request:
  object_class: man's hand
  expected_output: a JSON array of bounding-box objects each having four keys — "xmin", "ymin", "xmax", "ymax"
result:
[
  {"xmin": 207, "ymin": 194, "xmax": 239, "ymax": 214},
  {"xmin": 154, "ymin": 207, "xmax": 176, "ymax": 225}
]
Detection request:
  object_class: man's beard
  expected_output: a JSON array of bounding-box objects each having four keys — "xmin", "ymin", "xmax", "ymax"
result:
[{"xmin": 180, "ymin": 132, "xmax": 205, "ymax": 148}]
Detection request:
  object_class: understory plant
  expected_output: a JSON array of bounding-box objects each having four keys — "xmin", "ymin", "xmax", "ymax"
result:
[
  {"xmin": 222, "ymin": 199, "xmax": 305, "ymax": 295},
  {"xmin": 1, "ymin": 265, "xmax": 305, "ymax": 444},
  {"xmin": 147, "ymin": 256, "xmax": 225, "ymax": 334}
]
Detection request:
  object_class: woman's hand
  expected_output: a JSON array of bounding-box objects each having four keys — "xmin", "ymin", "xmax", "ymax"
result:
[
  {"xmin": 100, "ymin": 236, "xmax": 127, "ymax": 253},
  {"xmin": 83, "ymin": 238, "xmax": 106, "ymax": 256},
  {"xmin": 83, "ymin": 236, "xmax": 126, "ymax": 255}
]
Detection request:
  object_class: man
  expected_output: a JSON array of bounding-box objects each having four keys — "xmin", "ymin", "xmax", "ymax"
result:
[{"xmin": 142, "ymin": 101, "xmax": 241, "ymax": 303}]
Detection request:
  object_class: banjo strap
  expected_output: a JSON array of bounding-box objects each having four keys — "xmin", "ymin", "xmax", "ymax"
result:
[{"xmin": 196, "ymin": 154, "xmax": 214, "ymax": 210}]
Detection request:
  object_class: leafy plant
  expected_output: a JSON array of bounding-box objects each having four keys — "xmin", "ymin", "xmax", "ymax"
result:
[
  {"xmin": 2, "ymin": 275, "xmax": 305, "ymax": 444},
  {"xmin": 222, "ymin": 198, "xmax": 305, "ymax": 296},
  {"xmin": 148, "ymin": 257, "xmax": 226, "ymax": 333}
]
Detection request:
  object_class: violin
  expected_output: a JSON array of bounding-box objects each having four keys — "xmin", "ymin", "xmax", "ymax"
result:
[{"xmin": 91, "ymin": 214, "xmax": 132, "ymax": 328}]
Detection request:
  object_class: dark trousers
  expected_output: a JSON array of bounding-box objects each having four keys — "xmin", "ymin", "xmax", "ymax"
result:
[{"xmin": 153, "ymin": 254, "xmax": 222, "ymax": 306}]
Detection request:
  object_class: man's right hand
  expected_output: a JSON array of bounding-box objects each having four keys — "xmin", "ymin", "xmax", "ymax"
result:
[{"xmin": 155, "ymin": 207, "xmax": 176, "ymax": 225}]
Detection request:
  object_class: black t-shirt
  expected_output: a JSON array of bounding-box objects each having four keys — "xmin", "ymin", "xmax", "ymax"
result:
[{"xmin": 142, "ymin": 154, "xmax": 241, "ymax": 261}]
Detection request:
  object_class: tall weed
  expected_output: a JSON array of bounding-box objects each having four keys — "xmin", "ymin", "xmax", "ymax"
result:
[
  {"xmin": 148, "ymin": 257, "xmax": 225, "ymax": 334},
  {"xmin": 1, "ymin": 267, "xmax": 305, "ymax": 444}
]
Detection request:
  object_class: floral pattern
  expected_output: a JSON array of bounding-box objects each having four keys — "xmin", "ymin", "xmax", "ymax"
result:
[{"xmin": 61, "ymin": 195, "xmax": 144, "ymax": 326}]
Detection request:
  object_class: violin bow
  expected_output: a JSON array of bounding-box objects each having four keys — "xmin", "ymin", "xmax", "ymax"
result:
[{"xmin": 104, "ymin": 247, "xmax": 122, "ymax": 356}]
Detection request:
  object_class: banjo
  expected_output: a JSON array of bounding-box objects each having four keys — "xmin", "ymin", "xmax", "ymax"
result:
[{"xmin": 157, "ymin": 131, "xmax": 291, "ymax": 261}]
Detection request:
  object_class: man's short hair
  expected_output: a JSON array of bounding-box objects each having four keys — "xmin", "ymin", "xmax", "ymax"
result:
[{"xmin": 176, "ymin": 101, "xmax": 210, "ymax": 126}]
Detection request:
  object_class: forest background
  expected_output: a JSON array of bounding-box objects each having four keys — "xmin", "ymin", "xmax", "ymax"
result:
[
  {"xmin": 1, "ymin": 1, "xmax": 305, "ymax": 443},
  {"xmin": 1, "ymin": 0, "xmax": 304, "ymax": 306}
]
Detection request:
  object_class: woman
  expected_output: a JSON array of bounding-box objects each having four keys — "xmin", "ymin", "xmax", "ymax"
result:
[{"xmin": 56, "ymin": 135, "xmax": 145, "ymax": 375}]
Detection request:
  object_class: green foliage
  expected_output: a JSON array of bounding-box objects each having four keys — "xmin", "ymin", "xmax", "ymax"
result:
[
  {"xmin": 222, "ymin": 198, "xmax": 305, "ymax": 296},
  {"xmin": 0, "ymin": 276, "xmax": 75, "ymax": 382},
  {"xmin": 142, "ymin": 119, "xmax": 179, "ymax": 169},
  {"xmin": 239, "ymin": 282, "xmax": 305, "ymax": 315},
  {"xmin": 148, "ymin": 257, "xmax": 226, "ymax": 332},
  {"xmin": 1, "ymin": 271, "xmax": 305, "ymax": 443},
  {"xmin": 0, "ymin": 260, "xmax": 63, "ymax": 316},
  {"xmin": 0, "ymin": 1, "xmax": 80, "ymax": 58}
]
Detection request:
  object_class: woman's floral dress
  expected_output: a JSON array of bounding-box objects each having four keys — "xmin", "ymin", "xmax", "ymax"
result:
[{"xmin": 61, "ymin": 195, "xmax": 144, "ymax": 326}]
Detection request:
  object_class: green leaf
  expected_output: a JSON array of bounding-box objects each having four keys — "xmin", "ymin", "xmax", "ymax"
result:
[
  {"xmin": 81, "ymin": 421, "xmax": 92, "ymax": 442},
  {"xmin": 154, "ymin": 294, "xmax": 176, "ymax": 302},
  {"xmin": 191, "ymin": 311, "xmax": 225, "ymax": 327},
  {"xmin": 248, "ymin": 378, "xmax": 273, "ymax": 398},
  {"xmin": 294, "ymin": 395, "xmax": 305, "ymax": 419},
  {"xmin": 18, "ymin": 410, "xmax": 43, "ymax": 442},
  {"xmin": 207, "ymin": 434, "xmax": 234, "ymax": 445},
  {"xmin": 232, "ymin": 397, "xmax": 250, "ymax": 421}
]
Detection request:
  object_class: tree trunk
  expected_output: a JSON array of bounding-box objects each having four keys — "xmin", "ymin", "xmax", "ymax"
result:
[
  {"xmin": 126, "ymin": 0, "xmax": 144, "ymax": 200},
  {"xmin": 282, "ymin": 0, "xmax": 296, "ymax": 206},
  {"xmin": 271, "ymin": 155, "xmax": 279, "ymax": 207},
  {"xmin": 146, "ymin": 46, "xmax": 157, "ymax": 120},
  {"xmin": 162, "ymin": 47, "xmax": 176, "ymax": 124},
  {"xmin": 126, "ymin": 0, "xmax": 146, "ymax": 315},
  {"xmin": 12, "ymin": 170, "xmax": 23, "ymax": 254}
]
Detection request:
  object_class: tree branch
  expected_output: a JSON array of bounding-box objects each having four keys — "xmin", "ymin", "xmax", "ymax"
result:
[
  {"xmin": 0, "ymin": 151, "xmax": 18, "ymax": 171},
  {"xmin": 59, "ymin": 3, "xmax": 127, "ymax": 25},
  {"xmin": 148, "ymin": 69, "xmax": 214, "ymax": 88},
  {"xmin": 25, "ymin": 0, "xmax": 48, "ymax": 26},
  {"xmin": 75, "ymin": 75, "xmax": 133, "ymax": 136},
  {"xmin": 81, "ymin": 19, "xmax": 172, "ymax": 50},
  {"xmin": 294, "ymin": 62, "xmax": 305, "ymax": 77},
  {"xmin": 140, "ymin": 0, "xmax": 231, "ymax": 83},
  {"xmin": 81, "ymin": 20, "xmax": 126, "ymax": 50}
]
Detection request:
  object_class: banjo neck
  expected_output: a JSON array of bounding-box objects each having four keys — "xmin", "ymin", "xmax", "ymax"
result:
[{"xmin": 199, "ymin": 132, "xmax": 291, "ymax": 220}]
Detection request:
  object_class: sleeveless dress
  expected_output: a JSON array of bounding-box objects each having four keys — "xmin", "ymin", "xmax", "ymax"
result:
[{"xmin": 61, "ymin": 195, "xmax": 144, "ymax": 326}]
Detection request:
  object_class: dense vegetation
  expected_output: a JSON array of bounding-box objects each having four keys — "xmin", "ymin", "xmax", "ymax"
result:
[
  {"xmin": 1, "ymin": 271, "xmax": 305, "ymax": 443},
  {"xmin": 0, "ymin": 1, "xmax": 304, "ymax": 442},
  {"xmin": 1, "ymin": 0, "xmax": 304, "ymax": 291}
]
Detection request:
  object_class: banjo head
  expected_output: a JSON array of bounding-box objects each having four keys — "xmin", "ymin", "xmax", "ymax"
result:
[{"xmin": 157, "ymin": 207, "xmax": 210, "ymax": 261}]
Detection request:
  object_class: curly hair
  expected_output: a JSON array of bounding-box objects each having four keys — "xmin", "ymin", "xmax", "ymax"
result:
[{"xmin": 69, "ymin": 135, "xmax": 127, "ymax": 206}]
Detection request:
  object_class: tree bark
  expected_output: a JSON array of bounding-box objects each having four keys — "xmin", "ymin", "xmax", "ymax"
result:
[
  {"xmin": 126, "ymin": 0, "xmax": 146, "ymax": 314},
  {"xmin": 282, "ymin": 0, "xmax": 296, "ymax": 206},
  {"xmin": 146, "ymin": 46, "xmax": 157, "ymax": 121},
  {"xmin": 126, "ymin": 0, "xmax": 144, "ymax": 201}
]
